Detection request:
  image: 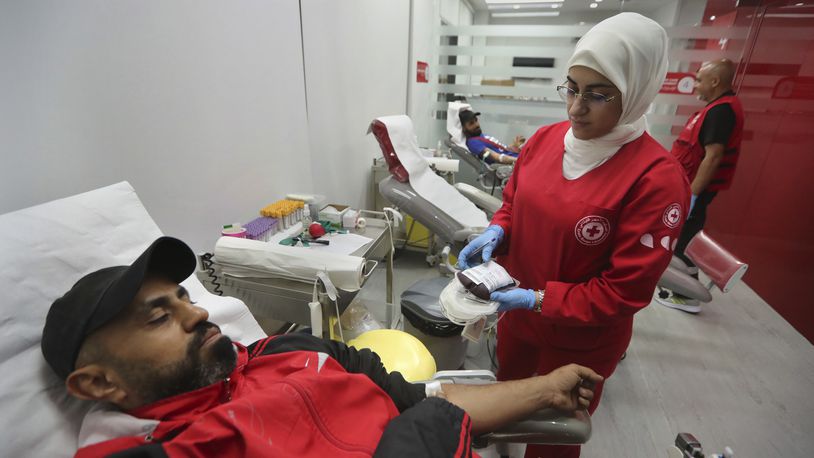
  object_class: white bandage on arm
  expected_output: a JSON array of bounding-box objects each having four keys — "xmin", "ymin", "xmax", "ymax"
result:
[{"xmin": 424, "ymin": 380, "xmax": 445, "ymax": 398}]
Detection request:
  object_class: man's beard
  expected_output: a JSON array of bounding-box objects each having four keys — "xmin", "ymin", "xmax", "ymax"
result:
[
  {"xmin": 465, "ymin": 127, "xmax": 482, "ymax": 138},
  {"xmin": 113, "ymin": 322, "xmax": 237, "ymax": 407}
]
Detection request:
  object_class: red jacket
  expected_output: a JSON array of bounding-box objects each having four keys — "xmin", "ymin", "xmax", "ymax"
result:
[
  {"xmin": 670, "ymin": 94, "xmax": 744, "ymax": 191},
  {"xmin": 75, "ymin": 334, "xmax": 475, "ymax": 458},
  {"xmin": 493, "ymin": 121, "xmax": 689, "ymax": 329}
]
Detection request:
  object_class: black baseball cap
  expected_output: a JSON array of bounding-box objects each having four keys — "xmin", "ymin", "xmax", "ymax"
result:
[
  {"xmin": 459, "ymin": 109, "xmax": 481, "ymax": 125},
  {"xmin": 41, "ymin": 236, "xmax": 197, "ymax": 379}
]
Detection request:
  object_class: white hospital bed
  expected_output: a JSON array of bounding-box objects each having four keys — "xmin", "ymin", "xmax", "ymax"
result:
[{"xmin": 0, "ymin": 181, "xmax": 266, "ymax": 458}]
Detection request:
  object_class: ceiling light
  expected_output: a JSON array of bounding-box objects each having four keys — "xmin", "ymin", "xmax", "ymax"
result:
[
  {"xmin": 709, "ymin": 15, "xmax": 716, "ymax": 20},
  {"xmin": 489, "ymin": 3, "xmax": 562, "ymax": 9},
  {"xmin": 491, "ymin": 11, "xmax": 562, "ymax": 17},
  {"xmin": 485, "ymin": 0, "xmax": 564, "ymax": 4},
  {"xmin": 590, "ymin": 3, "xmax": 598, "ymax": 8}
]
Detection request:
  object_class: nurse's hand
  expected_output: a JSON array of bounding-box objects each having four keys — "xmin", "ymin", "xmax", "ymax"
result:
[
  {"xmin": 490, "ymin": 288, "xmax": 535, "ymax": 312},
  {"xmin": 457, "ymin": 225, "xmax": 504, "ymax": 270}
]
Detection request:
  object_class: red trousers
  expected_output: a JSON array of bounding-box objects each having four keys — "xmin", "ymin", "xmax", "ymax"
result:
[{"xmin": 496, "ymin": 309, "xmax": 632, "ymax": 458}]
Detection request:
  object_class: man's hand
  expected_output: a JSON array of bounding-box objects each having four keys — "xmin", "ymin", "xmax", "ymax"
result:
[
  {"xmin": 440, "ymin": 363, "xmax": 604, "ymax": 434},
  {"xmin": 543, "ymin": 364, "xmax": 604, "ymax": 411},
  {"xmin": 510, "ymin": 135, "xmax": 526, "ymax": 151}
]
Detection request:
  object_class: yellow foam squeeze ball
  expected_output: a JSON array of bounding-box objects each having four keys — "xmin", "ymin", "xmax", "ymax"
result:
[{"xmin": 347, "ymin": 329, "xmax": 437, "ymax": 382}]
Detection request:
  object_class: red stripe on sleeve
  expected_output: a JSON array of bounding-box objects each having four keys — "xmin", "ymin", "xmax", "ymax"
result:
[
  {"xmin": 454, "ymin": 412, "xmax": 473, "ymax": 458},
  {"xmin": 251, "ymin": 337, "xmax": 273, "ymax": 357}
]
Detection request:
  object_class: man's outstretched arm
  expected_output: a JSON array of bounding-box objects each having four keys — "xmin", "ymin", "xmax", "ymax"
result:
[
  {"xmin": 439, "ymin": 364, "xmax": 603, "ymax": 434},
  {"xmin": 484, "ymin": 148, "xmax": 517, "ymax": 164}
]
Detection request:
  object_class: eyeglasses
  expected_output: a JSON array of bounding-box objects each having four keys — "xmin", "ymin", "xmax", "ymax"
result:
[{"xmin": 556, "ymin": 85, "xmax": 617, "ymax": 105}]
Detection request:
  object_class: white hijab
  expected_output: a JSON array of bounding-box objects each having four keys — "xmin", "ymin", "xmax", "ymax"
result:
[{"xmin": 562, "ymin": 13, "xmax": 669, "ymax": 179}]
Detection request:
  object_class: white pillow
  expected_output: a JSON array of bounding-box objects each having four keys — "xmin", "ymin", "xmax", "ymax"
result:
[
  {"xmin": 0, "ymin": 181, "xmax": 265, "ymax": 458},
  {"xmin": 447, "ymin": 101, "xmax": 473, "ymax": 147}
]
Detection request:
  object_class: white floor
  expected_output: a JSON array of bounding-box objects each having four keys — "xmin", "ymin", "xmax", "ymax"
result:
[{"xmin": 357, "ymin": 249, "xmax": 814, "ymax": 458}]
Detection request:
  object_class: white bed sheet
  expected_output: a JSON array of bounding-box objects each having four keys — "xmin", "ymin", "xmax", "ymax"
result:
[
  {"xmin": 375, "ymin": 115, "xmax": 488, "ymax": 230},
  {"xmin": 0, "ymin": 181, "xmax": 265, "ymax": 458}
]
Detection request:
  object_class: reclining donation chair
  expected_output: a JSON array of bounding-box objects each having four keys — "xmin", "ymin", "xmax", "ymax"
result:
[
  {"xmin": 369, "ymin": 115, "xmax": 486, "ymax": 370},
  {"xmin": 368, "ymin": 115, "xmax": 593, "ymax": 450},
  {"xmin": 453, "ymin": 182, "xmax": 504, "ymax": 217},
  {"xmin": 657, "ymin": 230, "xmax": 749, "ymax": 312},
  {"xmin": 446, "ymin": 101, "xmax": 513, "ymax": 195}
]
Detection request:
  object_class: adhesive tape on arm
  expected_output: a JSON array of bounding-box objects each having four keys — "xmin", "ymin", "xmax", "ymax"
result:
[
  {"xmin": 356, "ymin": 217, "xmax": 367, "ymax": 229},
  {"xmin": 424, "ymin": 380, "xmax": 444, "ymax": 398}
]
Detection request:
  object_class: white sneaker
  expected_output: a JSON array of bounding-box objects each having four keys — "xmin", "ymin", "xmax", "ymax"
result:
[{"xmin": 655, "ymin": 290, "xmax": 701, "ymax": 314}]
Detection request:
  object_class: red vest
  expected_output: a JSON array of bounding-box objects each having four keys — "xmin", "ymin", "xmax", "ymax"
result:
[{"xmin": 670, "ymin": 94, "xmax": 744, "ymax": 191}]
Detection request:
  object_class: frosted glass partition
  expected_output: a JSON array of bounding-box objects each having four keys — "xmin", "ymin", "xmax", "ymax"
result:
[{"xmin": 431, "ymin": 23, "xmax": 755, "ymax": 149}]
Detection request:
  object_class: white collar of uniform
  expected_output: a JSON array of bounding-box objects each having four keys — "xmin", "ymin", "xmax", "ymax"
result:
[{"xmin": 562, "ymin": 117, "xmax": 647, "ymax": 179}]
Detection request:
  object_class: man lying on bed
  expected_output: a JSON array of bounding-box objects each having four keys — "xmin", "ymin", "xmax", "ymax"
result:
[{"xmin": 41, "ymin": 236, "xmax": 602, "ymax": 458}]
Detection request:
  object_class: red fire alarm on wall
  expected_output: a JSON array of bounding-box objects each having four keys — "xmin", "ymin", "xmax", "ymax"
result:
[{"xmin": 416, "ymin": 61, "xmax": 429, "ymax": 83}]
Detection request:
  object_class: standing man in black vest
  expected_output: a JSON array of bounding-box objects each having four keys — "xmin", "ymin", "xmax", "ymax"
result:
[{"xmin": 658, "ymin": 59, "xmax": 745, "ymax": 313}]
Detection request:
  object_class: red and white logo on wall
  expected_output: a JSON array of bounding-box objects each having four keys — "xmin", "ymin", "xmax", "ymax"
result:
[
  {"xmin": 416, "ymin": 61, "xmax": 429, "ymax": 83},
  {"xmin": 574, "ymin": 215, "xmax": 610, "ymax": 246},
  {"xmin": 660, "ymin": 72, "xmax": 695, "ymax": 94}
]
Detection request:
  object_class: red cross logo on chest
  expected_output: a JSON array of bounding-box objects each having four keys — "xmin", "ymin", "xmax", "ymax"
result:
[{"xmin": 575, "ymin": 215, "xmax": 610, "ymax": 246}]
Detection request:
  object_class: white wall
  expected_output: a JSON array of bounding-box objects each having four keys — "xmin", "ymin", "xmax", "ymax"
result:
[
  {"xmin": 301, "ymin": 0, "xmax": 410, "ymax": 209},
  {"xmin": 408, "ymin": 0, "xmax": 442, "ymax": 145},
  {"xmin": 408, "ymin": 0, "xmax": 475, "ymax": 148},
  {"xmin": 676, "ymin": 0, "xmax": 708, "ymax": 26},
  {"xmin": 456, "ymin": 4, "xmax": 474, "ymax": 87},
  {"xmin": 649, "ymin": 0, "xmax": 680, "ymax": 27},
  {"xmin": 440, "ymin": 0, "xmax": 463, "ymax": 25},
  {"xmin": 0, "ymin": 0, "xmax": 312, "ymax": 252}
]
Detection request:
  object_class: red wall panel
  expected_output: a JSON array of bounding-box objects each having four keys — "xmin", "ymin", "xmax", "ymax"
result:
[{"xmin": 704, "ymin": 2, "xmax": 814, "ymax": 342}]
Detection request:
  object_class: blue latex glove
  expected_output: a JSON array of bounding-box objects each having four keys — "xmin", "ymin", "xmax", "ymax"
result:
[
  {"xmin": 490, "ymin": 288, "xmax": 536, "ymax": 312},
  {"xmin": 457, "ymin": 225, "xmax": 504, "ymax": 270},
  {"xmin": 689, "ymin": 194, "xmax": 698, "ymax": 216}
]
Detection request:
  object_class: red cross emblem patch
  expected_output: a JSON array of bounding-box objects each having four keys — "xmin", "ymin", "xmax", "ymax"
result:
[
  {"xmin": 575, "ymin": 215, "xmax": 610, "ymax": 246},
  {"xmin": 662, "ymin": 203, "xmax": 682, "ymax": 229}
]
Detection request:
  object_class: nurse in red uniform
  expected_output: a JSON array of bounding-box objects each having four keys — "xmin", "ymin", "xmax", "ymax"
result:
[{"xmin": 457, "ymin": 13, "xmax": 690, "ymax": 458}]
